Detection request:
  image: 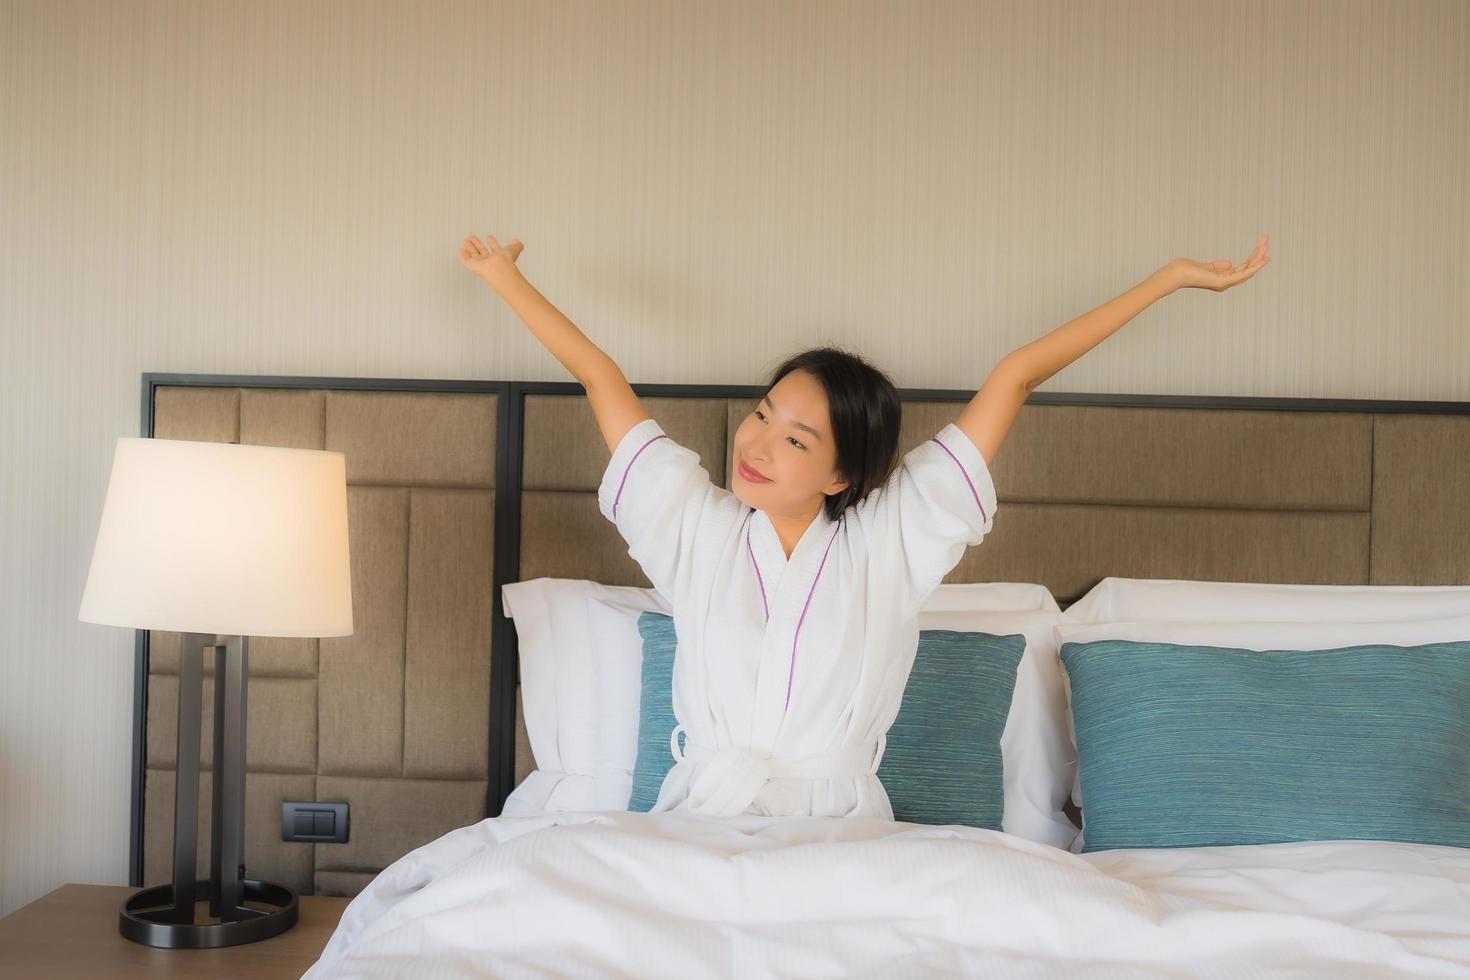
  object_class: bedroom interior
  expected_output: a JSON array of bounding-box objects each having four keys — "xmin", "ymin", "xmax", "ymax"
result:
[
  {"xmin": 3, "ymin": 0, "xmax": 1468, "ymax": 975},
  {"xmin": 33, "ymin": 371, "xmax": 1451, "ymax": 975}
]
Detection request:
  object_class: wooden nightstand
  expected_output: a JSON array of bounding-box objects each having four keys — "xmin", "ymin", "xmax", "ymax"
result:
[{"xmin": 0, "ymin": 883, "xmax": 350, "ymax": 979}]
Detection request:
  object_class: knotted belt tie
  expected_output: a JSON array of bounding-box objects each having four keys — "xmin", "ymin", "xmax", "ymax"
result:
[{"xmin": 668, "ymin": 723, "xmax": 887, "ymax": 818}]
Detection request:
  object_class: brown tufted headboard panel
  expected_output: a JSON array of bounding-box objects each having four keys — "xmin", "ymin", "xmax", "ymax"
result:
[{"xmin": 134, "ymin": 375, "xmax": 1470, "ymax": 900}]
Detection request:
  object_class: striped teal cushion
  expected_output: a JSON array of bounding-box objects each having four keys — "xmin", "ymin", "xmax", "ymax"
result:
[
  {"xmin": 1059, "ymin": 638, "xmax": 1470, "ymax": 852},
  {"xmin": 875, "ymin": 630, "xmax": 1025, "ymax": 828},
  {"xmin": 629, "ymin": 611, "xmax": 1026, "ymax": 827},
  {"xmin": 628, "ymin": 612, "xmax": 679, "ymax": 811}
]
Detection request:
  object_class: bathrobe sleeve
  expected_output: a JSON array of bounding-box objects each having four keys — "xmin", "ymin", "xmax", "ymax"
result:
[
  {"xmin": 852, "ymin": 422, "xmax": 999, "ymax": 612},
  {"xmin": 597, "ymin": 416, "xmax": 717, "ymax": 600}
]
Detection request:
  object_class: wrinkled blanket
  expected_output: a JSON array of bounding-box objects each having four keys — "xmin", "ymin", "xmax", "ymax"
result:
[{"xmin": 302, "ymin": 810, "xmax": 1470, "ymax": 979}]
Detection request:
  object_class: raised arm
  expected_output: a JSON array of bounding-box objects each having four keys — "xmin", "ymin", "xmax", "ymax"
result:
[
  {"xmin": 459, "ymin": 233, "xmax": 650, "ymax": 454},
  {"xmin": 955, "ymin": 235, "xmax": 1272, "ymax": 464},
  {"xmin": 951, "ymin": 361, "xmax": 1031, "ymax": 468}
]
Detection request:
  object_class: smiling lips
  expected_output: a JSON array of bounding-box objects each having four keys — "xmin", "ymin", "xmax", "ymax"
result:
[{"xmin": 738, "ymin": 459, "xmax": 773, "ymax": 483}]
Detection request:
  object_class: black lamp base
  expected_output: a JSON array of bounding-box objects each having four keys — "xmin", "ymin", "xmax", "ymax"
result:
[
  {"xmin": 126, "ymin": 633, "xmax": 299, "ymax": 948},
  {"xmin": 120, "ymin": 878, "xmax": 298, "ymax": 948}
]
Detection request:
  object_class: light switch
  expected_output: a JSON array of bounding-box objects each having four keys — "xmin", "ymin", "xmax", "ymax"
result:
[{"xmin": 282, "ymin": 800, "xmax": 349, "ymax": 843}]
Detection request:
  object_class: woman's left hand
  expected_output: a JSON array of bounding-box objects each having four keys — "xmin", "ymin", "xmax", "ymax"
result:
[{"xmin": 1164, "ymin": 235, "xmax": 1271, "ymax": 292}]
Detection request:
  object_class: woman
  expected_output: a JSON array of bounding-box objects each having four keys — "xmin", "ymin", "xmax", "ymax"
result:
[{"xmin": 459, "ymin": 232, "xmax": 1271, "ymax": 821}]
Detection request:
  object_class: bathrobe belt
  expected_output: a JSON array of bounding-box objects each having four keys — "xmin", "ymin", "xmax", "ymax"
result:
[{"xmin": 668, "ymin": 723, "xmax": 888, "ymax": 818}]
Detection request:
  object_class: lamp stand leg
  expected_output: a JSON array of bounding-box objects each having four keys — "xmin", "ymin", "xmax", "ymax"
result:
[
  {"xmin": 209, "ymin": 635, "xmax": 248, "ymax": 918},
  {"xmin": 171, "ymin": 632, "xmax": 207, "ymax": 923}
]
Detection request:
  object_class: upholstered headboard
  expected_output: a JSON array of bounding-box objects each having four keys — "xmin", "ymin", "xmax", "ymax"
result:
[{"xmin": 134, "ymin": 374, "xmax": 1470, "ymax": 899}]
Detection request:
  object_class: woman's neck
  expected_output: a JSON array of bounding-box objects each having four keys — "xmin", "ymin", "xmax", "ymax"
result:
[{"xmin": 764, "ymin": 502, "xmax": 824, "ymax": 560}]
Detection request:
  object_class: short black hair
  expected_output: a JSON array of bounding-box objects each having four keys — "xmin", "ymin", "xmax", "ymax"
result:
[{"xmin": 762, "ymin": 346, "xmax": 901, "ymax": 522}]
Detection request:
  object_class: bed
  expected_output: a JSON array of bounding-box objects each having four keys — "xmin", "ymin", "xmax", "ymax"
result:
[{"xmin": 136, "ymin": 375, "xmax": 1470, "ymax": 977}]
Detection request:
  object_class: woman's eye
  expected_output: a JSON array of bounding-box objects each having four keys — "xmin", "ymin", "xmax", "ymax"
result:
[{"xmin": 754, "ymin": 410, "xmax": 803, "ymax": 449}]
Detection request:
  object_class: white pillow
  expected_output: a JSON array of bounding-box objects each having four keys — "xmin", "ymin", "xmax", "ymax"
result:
[
  {"xmin": 585, "ymin": 582, "xmax": 1078, "ymax": 850},
  {"xmin": 498, "ymin": 770, "xmax": 586, "ymax": 817},
  {"xmin": 920, "ymin": 581, "xmax": 1060, "ymax": 614},
  {"xmin": 1053, "ymin": 613, "xmax": 1470, "ymax": 853},
  {"xmin": 500, "ymin": 578, "xmax": 671, "ymax": 814},
  {"xmin": 1061, "ymin": 577, "xmax": 1470, "ymax": 624}
]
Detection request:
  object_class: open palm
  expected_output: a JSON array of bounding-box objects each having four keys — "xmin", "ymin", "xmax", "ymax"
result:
[
  {"xmin": 1169, "ymin": 235, "xmax": 1271, "ymax": 292},
  {"xmin": 459, "ymin": 234, "xmax": 525, "ymax": 292}
]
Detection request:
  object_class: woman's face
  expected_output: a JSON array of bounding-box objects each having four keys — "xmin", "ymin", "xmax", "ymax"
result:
[{"xmin": 730, "ymin": 370, "xmax": 849, "ymax": 516}]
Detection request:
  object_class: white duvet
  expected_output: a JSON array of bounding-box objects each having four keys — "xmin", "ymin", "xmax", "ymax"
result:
[{"xmin": 301, "ymin": 810, "xmax": 1470, "ymax": 979}]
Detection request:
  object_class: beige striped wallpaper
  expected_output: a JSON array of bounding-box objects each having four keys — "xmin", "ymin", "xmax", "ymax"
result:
[{"xmin": 1, "ymin": 0, "xmax": 1466, "ymax": 918}]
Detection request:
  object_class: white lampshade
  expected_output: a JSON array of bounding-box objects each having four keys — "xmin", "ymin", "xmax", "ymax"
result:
[{"xmin": 79, "ymin": 437, "xmax": 353, "ymax": 638}]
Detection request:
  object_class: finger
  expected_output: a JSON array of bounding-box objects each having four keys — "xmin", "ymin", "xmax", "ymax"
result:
[
  {"xmin": 469, "ymin": 235, "xmax": 488, "ymax": 256},
  {"xmin": 486, "ymin": 234, "xmax": 501, "ymax": 251}
]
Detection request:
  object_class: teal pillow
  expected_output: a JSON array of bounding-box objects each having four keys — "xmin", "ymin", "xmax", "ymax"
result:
[
  {"xmin": 628, "ymin": 612, "xmax": 679, "ymax": 811},
  {"xmin": 628, "ymin": 611, "xmax": 1026, "ymax": 827},
  {"xmin": 1059, "ymin": 638, "xmax": 1470, "ymax": 852},
  {"xmin": 875, "ymin": 629, "xmax": 1025, "ymax": 827}
]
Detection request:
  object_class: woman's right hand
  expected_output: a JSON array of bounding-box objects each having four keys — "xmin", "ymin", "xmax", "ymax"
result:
[{"xmin": 459, "ymin": 234, "xmax": 525, "ymax": 293}]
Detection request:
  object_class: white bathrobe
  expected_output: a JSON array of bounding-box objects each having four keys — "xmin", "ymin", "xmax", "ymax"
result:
[{"xmin": 598, "ymin": 415, "xmax": 999, "ymax": 820}]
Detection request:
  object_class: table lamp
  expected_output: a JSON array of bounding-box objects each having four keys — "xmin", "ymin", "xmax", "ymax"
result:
[{"xmin": 78, "ymin": 437, "xmax": 353, "ymax": 948}]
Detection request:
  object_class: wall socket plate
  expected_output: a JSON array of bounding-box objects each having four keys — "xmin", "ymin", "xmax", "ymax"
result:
[{"xmin": 282, "ymin": 801, "xmax": 349, "ymax": 843}]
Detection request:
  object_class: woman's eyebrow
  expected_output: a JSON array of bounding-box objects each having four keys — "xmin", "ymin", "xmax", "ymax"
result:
[{"xmin": 761, "ymin": 394, "xmax": 822, "ymax": 442}]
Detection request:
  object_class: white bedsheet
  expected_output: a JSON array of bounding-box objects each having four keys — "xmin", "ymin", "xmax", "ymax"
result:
[{"xmin": 301, "ymin": 810, "xmax": 1470, "ymax": 979}]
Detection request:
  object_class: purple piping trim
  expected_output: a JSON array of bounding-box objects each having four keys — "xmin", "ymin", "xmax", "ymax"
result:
[
  {"xmin": 783, "ymin": 523, "xmax": 841, "ymax": 713},
  {"xmin": 746, "ymin": 515, "xmax": 769, "ymax": 621},
  {"xmin": 612, "ymin": 434, "xmax": 668, "ymax": 518},
  {"xmin": 930, "ymin": 436, "xmax": 988, "ymax": 522}
]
